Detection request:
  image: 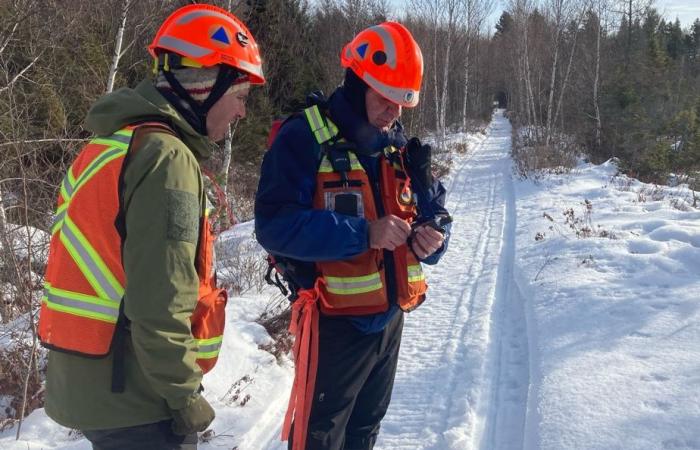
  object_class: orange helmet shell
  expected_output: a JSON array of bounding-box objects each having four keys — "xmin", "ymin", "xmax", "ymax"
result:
[
  {"xmin": 149, "ymin": 4, "xmax": 265, "ymax": 84},
  {"xmin": 341, "ymin": 22, "xmax": 423, "ymax": 108}
]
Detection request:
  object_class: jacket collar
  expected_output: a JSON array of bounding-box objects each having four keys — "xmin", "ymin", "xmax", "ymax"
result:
[{"xmin": 327, "ymin": 88, "xmax": 407, "ymax": 156}]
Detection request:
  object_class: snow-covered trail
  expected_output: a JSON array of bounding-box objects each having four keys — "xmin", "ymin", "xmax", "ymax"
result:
[{"xmin": 377, "ymin": 110, "xmax": 529, "ymax": 450}]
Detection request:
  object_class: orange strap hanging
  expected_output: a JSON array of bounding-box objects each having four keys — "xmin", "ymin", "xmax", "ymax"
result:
[
  {"xmin": 281, "ymin": 279, "xmax": 324, "ymax": 450},
  {"xmin": 201, "ymin": 167, "xmax": 237, "ymax": 233}
]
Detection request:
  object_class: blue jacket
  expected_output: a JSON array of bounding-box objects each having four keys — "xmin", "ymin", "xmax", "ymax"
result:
[{"xmin": 255, "ymin": 88, "xmax": 451, "ymax": 334}]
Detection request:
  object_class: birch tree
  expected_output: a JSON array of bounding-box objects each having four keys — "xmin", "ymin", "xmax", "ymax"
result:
[
  {"xmin": 549, "ymin": 0, "xmax": 589, "ymax": 142},
  {"xmin": 411, "ymin": 0, "xmax": 463, "ymax": 142},
  {"xmin": 544, "ymin": 0, "xmax": 568, "ymax": 145},
  {"xmin": 507, "ymin": 0, "xmax": 537, "ymax": 131},
  {"xmin": 105, "ymin": 0, "xmax": 132, "ymax": 93},
  {"xmin": 592, "ymin": 0, "xmax": 607, "ymax": 151}
]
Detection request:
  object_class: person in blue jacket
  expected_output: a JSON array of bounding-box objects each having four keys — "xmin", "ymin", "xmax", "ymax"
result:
[{"xmin": 255, "ymin": 22, "xmax": 451, "ymax": 450}]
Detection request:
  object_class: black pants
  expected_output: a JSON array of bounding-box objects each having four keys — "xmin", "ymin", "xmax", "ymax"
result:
[
  {"xmin": 291, "ymin": 310, "xmax": 404, "ymax": 450},
  {"xmin": 82, "ymin": 420, "xmax": 197, "ymax": 450}
]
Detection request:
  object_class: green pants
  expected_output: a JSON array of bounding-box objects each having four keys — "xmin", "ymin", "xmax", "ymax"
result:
[{"xmin": 82, "ymin": 419, "xmax": 197, "ymax": 450}]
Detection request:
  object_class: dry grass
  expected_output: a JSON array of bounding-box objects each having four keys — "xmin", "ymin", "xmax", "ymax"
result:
[
  {"xmin": 0, "ymin": 339, "xmax": 45, "ymax": 425},
  {"xmin": 512, "ymin": 128, "xmax": 579, "ymax": 180},
  {"xmin": 256, "ymin": 298, "xmax": 293, "ymax": 365}
]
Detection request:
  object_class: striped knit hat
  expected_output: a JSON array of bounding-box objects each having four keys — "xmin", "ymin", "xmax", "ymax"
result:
[{"xmin": 155, "ymin": 66, "xmax": 250, "ymax": 104}]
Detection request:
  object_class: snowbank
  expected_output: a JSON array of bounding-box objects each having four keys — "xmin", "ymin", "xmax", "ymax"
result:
[{"xmin": 514, "ymin": 161, "xmax": 700, "ymax": 449}]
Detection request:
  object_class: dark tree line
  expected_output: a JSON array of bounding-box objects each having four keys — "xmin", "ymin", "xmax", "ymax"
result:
[{"xmin": 490, "ymin": 0, "xmax": 700, "ymax": 181}]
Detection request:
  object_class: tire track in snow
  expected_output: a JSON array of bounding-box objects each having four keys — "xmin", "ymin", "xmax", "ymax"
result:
[
  {"xmin": 377, "ymin": 134, "xmax": 494, "ymax": 449},
  {"xmin": 377, "ymin": 111, "xmax": 529, "ymax": 450}
]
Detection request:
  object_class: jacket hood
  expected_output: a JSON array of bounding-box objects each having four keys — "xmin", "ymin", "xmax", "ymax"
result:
[{"xmin": 84, "ymin": 79, "xmax": 218, "ymax": 159}]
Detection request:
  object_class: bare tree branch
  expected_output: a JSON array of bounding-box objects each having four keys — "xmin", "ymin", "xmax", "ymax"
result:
[{"xmin": 0, "ymin": 55, "xmax": 41, "ymax": 94}]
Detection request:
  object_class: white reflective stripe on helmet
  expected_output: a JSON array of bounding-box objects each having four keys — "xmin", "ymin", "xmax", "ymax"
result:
[
  {"xmin": 157, "ymin": 35, "xmax": 213, "ymax": 58},
  {"xmin": 175, "ymin": 9, "xmax": 240, "ymax": 28},
  {"xmin": 236, "ymin": 58, "xmax": 264, "ymax": 79},
  {"xmin": 362, "ymin": 71, "xmax": 419, "ymax": 108},
  {"xmin": 369, "ymin": 25, "xmax": 397, "ymax": 70}
]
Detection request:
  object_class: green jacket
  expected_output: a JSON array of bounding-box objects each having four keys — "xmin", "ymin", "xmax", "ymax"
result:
[{"xmin": 44, "ymin": 80, "xmax": 219, "ymax": 430}]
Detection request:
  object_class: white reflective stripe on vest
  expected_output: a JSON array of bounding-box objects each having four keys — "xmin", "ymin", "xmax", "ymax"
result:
[
  {"xmin": 42, "ymin": 283, "xmax": 120, "ymax": 323},
  {"xmin": 59, "ymin": 216, "xmax": 124, "ymax": 301}
]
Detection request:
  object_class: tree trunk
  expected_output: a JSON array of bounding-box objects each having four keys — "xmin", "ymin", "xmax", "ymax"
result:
[
  {"xmin": 594, "ymin": 0, "xmax": 603, "ymax": 151},
  {"xmin": 439, "ymin": 37, "xmax": 452, "ymax": 140},
  {"xmin": 432, "ymin": 25, "xmax": 441, "ymax": 141},
  {"xmin": 0, "ymin": 184, "xmax": 7, "ymax": 239},
  {"xmin": 553, "ymin": 9, "xmax": 583, "ymax": 135},
  {"xmin": 220, "ymin": 121, "xmax": 238, "ymax": 196},
  {"xmin": 625, "ymin": 0, "xmax": 632, "ymax": 71},
  {"xmin": 106, "ymin": 0, "xmax": 130, "ymax": 94},
  {"xmin": 523, "ymin": 27, "xmax": 538, "ymax": 132},
  {"xmin": 461, "ymin": 38, "xmax": 473, "ymax": 130},
  {"xmin": 545, "ymin": 22, "xmax": 562, "ymax": 146}
]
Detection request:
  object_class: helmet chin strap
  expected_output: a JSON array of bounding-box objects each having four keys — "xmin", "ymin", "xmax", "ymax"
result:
[{"xmin": 161, "ymin": 64, "xmax": 241, "ymax": 136}]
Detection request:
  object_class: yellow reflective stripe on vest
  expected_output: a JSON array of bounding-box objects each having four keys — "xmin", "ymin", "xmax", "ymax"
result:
[
  {"xmin": 304, "ymin": 105, "xmax": 339, "ymax": 144},
  {"xmin": 42, "ymin": 282, "xmax": 120, "ymax": 323},
  {"xmin": 52, "ymin": 130, "xmax": 133, "ymax": 234},
  {"xmin": 74, "ymin": 146, "xmax": 127, "ymax": 192},
  {"xmin": 196, "ymin": 335, "xmax": 223, "ymax": 359},
  {"xmin": 89, "ymin": 130, "xmax": 132, "ymax": 150},
  {"xmin": 53, "ymin": 147, "xmax": 126, "ymax": 234},
  {"xmin": 51, "ymin": 207, "xmax": 67, "ymax": 235},
  {"xmin": 59, "ymin": 167, "xmax": 77, "ymax": 200},
  {"xmin": 325, "ymin": 272, "xmax": 383, "ymax": 295},
  {"xmin": 318, "ymin": 152, "xmax": 364, "ymax": 174},
  {"xmin": 59, "ymin": 216, "xmax": 124, "ymax": 301},
  {"xmin": 407, "ymin": 264, "xmax": 425, "ymax": 283}
]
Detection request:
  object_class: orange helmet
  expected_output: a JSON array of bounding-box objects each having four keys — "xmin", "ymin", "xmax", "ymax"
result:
[
  {"xmin": 149, "ymin": 4, "xmax": 265, "ymax": 85},
  {"xmin": 341, "ymin": 22, "xmax": 423, "ymax": 108}
]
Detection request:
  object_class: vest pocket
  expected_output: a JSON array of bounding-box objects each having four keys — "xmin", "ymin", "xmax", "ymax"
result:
[
  {"xmin": 323, "ymin": 190, "xmax": 365, "ymax": 218},
  {"xmin": 317, "ymin": 250, "xmax": 388, "ymax": 316},
  {"xmin": 394, "ymin": 246, "xmax": 428, "ymax": 312},
  {"xmin": 192, "ymin": 288, "xmax": 227, "ymax": 373}
]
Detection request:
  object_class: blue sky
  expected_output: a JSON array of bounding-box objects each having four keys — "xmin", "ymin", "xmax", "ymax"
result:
[{"xmin": 656, "ymin": 0, "xmax": 700, "ymax": 27}]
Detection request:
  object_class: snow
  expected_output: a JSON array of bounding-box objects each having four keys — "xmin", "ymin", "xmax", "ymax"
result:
[
  {"xmin": 0, "ymin": 224, "xmax": 49, "ymax": 264},
  {"xmin": 0, "ymin": 225, "xmax": 293, "ymax": 450},
  {"xmin": 514, "ymin": 152, "xmax": 700, "ymax": 449},
  {"xmin": 1, "ymin": 109, "xmax": 698, "ymax": 449},
  {"xmin": 377, "ymin": 109, "xmax": 525, "ymax": 450}
]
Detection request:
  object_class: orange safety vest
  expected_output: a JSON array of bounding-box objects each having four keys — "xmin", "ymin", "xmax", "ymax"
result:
[
  {"xmin": 38, "ymin": 123, "xmax": 227, "ymax": 373},
  {"xmin": 304, "ymin": 105, "xmax": 428, "ymax": 316}
]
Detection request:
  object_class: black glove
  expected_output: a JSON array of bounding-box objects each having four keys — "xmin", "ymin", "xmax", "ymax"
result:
[
  {"xmin": 387, "ymin": 122, "xmax": 408, "ymax": 149},
  {"xmin": 170, "ymin": 393, "xmax": 215, "ymax": 436},
  {"xmin": 306, "ymin": 90, "xmax": 327, "ymax": 107},
  {"xmin": 405, "ymin": 137, "xmax": 433, "ymax": 189}
]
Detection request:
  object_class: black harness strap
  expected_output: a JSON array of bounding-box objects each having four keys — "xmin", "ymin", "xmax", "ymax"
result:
[{"xmin": 110, "ymin": 300, "xmax": 128, "ymax": 393}]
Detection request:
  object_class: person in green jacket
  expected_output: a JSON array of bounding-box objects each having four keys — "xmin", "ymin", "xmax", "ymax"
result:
[{"xmin": 41, "ymin": 5, "xmax": 265, "ymax": 449}]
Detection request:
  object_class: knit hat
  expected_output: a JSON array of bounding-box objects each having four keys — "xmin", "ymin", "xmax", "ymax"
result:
[
  {"xmin": 156, "ymin": 66, "xmax": 249, "ymax": 103},
  {"xmin": 155, "ymin": 66, "xmax": 250, "ymax": 134}
]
